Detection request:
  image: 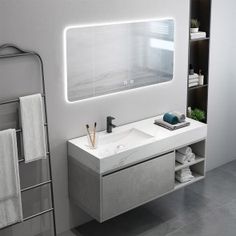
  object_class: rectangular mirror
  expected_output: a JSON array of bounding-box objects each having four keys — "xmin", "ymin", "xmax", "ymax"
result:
[{"xmin": 65, "ymin": 19, "xmax": 175, "ymax": 102}]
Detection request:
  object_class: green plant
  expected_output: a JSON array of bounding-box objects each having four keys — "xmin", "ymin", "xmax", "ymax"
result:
[
  {"xmin": 190, "ymin": 108, "xmax": 205, "ymax": 121},
  {"xmin": 191, "ymin": 19, "xmax": 200, "ymax": 28}
]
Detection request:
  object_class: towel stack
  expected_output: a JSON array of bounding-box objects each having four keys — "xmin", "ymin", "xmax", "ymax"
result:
[
  {"xmin": 175, "ymin": 167, "xmax": 194, "ymax": 183},
  {"xmin": 189, "ymin": 73, "xmax": 199, "ymax": 87},
  {"xmin": 154, "ymin": 112, "xmax": 190, "ymax": 131},
  {"xmin": 176, "ymin": 146, "xmax": 195, "ymax": 164}
]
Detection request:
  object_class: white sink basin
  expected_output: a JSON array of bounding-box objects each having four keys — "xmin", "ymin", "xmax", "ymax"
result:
[
  {"xmin": 68, "ymin": 116, "xmax": 207, "ymax": 173},
  {"xmin": 97, "ymin": 128, "xmax": 154, "ymax": 156}
]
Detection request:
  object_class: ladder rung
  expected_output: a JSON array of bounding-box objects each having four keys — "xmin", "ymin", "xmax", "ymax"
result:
[
  {"xmin": 21, "ymin": 180, "xmax": 52, "ymax": 193},
  {"xmin": 18, "ymin": 152, "xmax": 49, "ymax": 163}
]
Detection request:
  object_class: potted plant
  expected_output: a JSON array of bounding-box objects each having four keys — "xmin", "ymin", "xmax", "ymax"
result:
[
  {"xmin": 189, "ymin": 108, "xmax": 205, "ymax": 122},
  {"xmin": 190, "ymin": 19, "xmax": 200, "ymax": 33}
]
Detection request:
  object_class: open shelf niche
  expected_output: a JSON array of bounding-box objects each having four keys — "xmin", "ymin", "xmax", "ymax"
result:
[{"xmin": 174, "ymin": 140, "xmax": 206, "ymax": 190}]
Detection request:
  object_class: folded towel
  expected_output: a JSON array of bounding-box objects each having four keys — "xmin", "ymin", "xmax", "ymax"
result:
[
  {"xmin": 190, "ymin": 31, "xmax": 206, "ymax": 39},
  {"xmin": 189, "ymin": 73, "xmax": 199, "ymax": 79},
  {"xmin": 163, "ymin": 113, "xmax": 179, "ymax": 125},
  {"xmin": 20, "ymin": 94, "xmax": 47, "ymax": 163},
  {"xmin": 154, "ymin": 119, "xmax": 190, "ymax": 131},
  {"xmin": 176, "ymin": 152, "xmax": 188, "ymax": 164},
  {"xmin": 189, "ymin": 82, "xmax": 199, "ymax": 87},
  {"xmin": 0, "ymin": 129, "xmax": 23, "ymax": 228},
  {"xmin": 177, "ymin": 146, "xmax": 192, "ymax": 156},
  {"xmin": 171, "ymin": 111, "xmax": 186, "ymax": 123},
  {"xmin": 188, "ymin": 78, "xmax": 199, "ymax": 83}
]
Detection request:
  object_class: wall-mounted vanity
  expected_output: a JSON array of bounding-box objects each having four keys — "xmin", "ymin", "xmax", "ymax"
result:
[{"xmin": 67, "ymin": 115, "xmax": 207, "ymax": 222}]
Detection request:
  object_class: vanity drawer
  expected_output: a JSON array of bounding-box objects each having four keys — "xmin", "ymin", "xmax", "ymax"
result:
[{"xmin": 101, "ymin": 152, "xmax": 175, "ymax": 221}]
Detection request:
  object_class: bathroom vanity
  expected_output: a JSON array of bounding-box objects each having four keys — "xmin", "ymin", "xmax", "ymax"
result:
[{"xmin": 68, "ymin": 115, "xmax": 207, "ymax": 222}]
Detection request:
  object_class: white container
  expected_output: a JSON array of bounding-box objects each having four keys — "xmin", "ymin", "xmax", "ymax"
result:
[
  {"xmin": 199, "ymin": 75, "xmax": 204, "ymax": 85},
  {"xmin": 190, "ymin": 28, "xmax": 199, "ymax": 33}
]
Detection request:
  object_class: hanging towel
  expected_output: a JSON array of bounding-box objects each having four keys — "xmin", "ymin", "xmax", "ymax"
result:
[
  {"xmin": 0, "ymin": 129, "xmax": 23, "ymax": 228},
  {"xmin": 20, "ymin": 94, "xmax": 47, "ymax": 163}
]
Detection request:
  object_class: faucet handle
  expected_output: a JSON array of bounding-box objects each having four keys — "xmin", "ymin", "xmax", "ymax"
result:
[{"xmin": 107, "ymin": 116, "xmax": 115, "ymax": 121}]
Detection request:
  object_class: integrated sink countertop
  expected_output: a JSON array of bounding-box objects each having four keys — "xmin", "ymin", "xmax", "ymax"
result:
[
  {"xmin": 98, "ymin": 128, "xmax": 155, "ymax": 157},
  {"xmin": 68, "ymin": 115, "xmax": 207, "ymax": 174}
]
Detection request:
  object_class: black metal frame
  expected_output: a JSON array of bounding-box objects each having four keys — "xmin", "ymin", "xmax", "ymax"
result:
[{"xmin": 0, "ymin": 44, "xmax": 57, "ymax": 235}]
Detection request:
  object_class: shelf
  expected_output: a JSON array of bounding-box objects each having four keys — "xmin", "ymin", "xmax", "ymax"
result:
[
  {"xmin": 175, "ymin": 155, "xmax": 205, "ymax": 171},
  {"xmin": 188, "ymin": 84, "xmax": 208, "ymax": 91},
  {"xmin": 187, "ymin": 0, "xmax": 211, "ymax": 124},
  {"xmin": 174, "ymin": 172, "xmax": 204, "ymax": 190},
  {"xmin": 190, "ymin": 37, "xmax": 210, "ymax": 42}
]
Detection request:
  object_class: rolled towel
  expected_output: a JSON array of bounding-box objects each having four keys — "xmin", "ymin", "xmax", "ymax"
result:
[
  {"xmin": 163, "ymin": 113, "xmax": 178, "ymax": 125},
  {"xmin": 175, "ymin": 174, "xmax": 194, "ymax": 183},
  {"xmin": 171, "ymin": 111, "xmax": 186, "ymax": 123},
  {"xmin": 188, "ymin": 153, "xmax": 196, "ymax": 162},
  {"xmin": 176, "ymin": 167, "xmax": 192, "ymax": 177},
  {"xmin": 176, "ymin": 152, "xmax": 188, "ymax": 164},
  {"xmin": 177, "ymin": 146, "xmax": 192, "ymax": 156},
  {"xmin": 176, "ymin": 172, "xmax": 193, "ymax": 179}
]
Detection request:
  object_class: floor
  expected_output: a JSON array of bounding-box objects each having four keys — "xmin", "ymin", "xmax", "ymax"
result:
[{"xmin": 60, "ymin": 160, "xmax": 236, "ymax": 236}]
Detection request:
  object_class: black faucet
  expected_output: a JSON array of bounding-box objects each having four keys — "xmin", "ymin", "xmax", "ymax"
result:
[{"xmin": 106, "ymin": 116, "xmax": 116, "ymax": 133}]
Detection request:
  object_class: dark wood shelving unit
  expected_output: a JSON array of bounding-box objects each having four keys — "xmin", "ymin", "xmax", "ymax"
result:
[{"xmin": 187, "ymin": 0, "xmax": 211, "ymax": 123}]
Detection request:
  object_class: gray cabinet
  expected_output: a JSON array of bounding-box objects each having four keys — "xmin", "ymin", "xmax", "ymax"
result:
[
  {"xmin": 102, "ymin": 152, "xmax": 175, "ymax": 220},
  {"xmin": 68, "ymin": 151, "xmax": 175, "ymax": 222}
]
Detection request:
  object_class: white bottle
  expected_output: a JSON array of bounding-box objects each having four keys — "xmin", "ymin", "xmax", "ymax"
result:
[{"xmin": 198, "ymin": 70, "xmax": 204, "ymax": 85}]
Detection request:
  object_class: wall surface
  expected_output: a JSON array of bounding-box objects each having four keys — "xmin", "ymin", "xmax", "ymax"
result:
[
  {"xmin": 207, "ymin": 0, "xmax": 236, "ymax": 170},
  {"xmin": 0, "ymin": 0, "xmax": 189, "ymax": 235}
]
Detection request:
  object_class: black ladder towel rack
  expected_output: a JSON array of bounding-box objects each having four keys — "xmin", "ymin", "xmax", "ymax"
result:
[{"xmin": 0, "ymin": 44, "xmax": 57, "ymax": 235}]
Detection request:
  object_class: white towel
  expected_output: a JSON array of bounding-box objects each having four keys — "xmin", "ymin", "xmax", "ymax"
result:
[
  {"xmin": 20, "ymin": 94, "xmax": 47, "ymax": 163},
  {"xmin": 176, "ymin": 167, "xmax": 194, "ymax": 183},
  {"xmin": 177, "ymin": 146, "xmax": 192, "ymax": 156},
  {"xmin": 176, "ymin": 167, "xmax": 192, "ymax": 177},
  {"xmin": 175, "ymin": 174, "xmax": 194, "ymax": 183},
  {"xmin": 0, "ymin": 129, "xmax": 23, "ymax": 228},
  {"xmin": 176, "ymin": 152, "xmax": 188, "ymax": 164},
  {"xmin": 188, "ymin": 153, "xmax": 196, "ymax": 162},
  {"xmin": 189, "ymin": 82, "xmax": 199, "ymax": 87}
]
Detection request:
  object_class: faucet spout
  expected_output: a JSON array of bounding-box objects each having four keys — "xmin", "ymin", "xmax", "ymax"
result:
[{"xmin": 107, "ymin": 116, "xmax": 116, "ymax": 133}]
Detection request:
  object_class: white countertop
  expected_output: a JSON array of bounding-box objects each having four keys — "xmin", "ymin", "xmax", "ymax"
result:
[{"xmin": 68, "ymin": 115, "xmax": 207, "ymax": 174}]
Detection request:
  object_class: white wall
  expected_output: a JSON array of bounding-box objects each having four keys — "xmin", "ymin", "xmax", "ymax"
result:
[
  {"xmin": 0, "ymin": 0, "xmax": 189, "ymax": 235},
  {"xmin": 207, "ymin": 0, "xmax": 236, "ymax": 170}
]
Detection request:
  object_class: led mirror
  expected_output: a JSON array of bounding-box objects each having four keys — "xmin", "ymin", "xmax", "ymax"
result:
[{"xmin": 64, "ymin": 19, "xmax": 174, "ymax": 102}]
